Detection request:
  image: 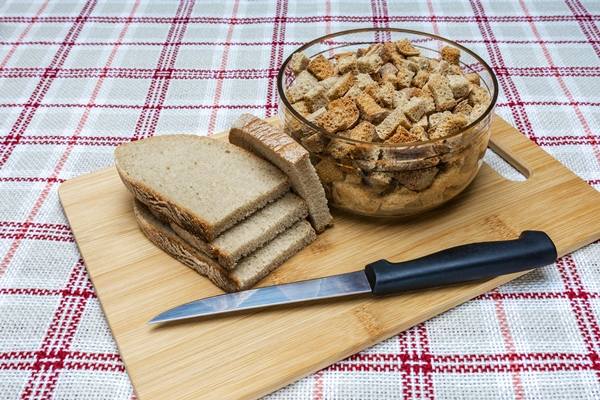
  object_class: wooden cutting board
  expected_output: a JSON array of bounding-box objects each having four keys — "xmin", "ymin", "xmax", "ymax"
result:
[{"xmin": 59, "ymin": 115, "xmax": 600, "ymax": 400}]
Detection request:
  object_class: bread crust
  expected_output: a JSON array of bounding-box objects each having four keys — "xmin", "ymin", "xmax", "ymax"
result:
[
  {"xmin": 230, "ymin": 114, "xmax": 333, "ymax": 233},
  {"xmin": 133, "ymin": 199, "xmax": 316, "ymax": 292}
]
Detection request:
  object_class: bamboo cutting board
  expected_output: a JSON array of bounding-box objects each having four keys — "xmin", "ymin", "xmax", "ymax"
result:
[{"xmin": 59, "ymin": 115, "xmax": 600, "ymax": 400}]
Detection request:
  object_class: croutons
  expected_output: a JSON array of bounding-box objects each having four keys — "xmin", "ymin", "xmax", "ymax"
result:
[{"xmin": 282, "ymin": 36, "xmax": 493, "ymax": 215}]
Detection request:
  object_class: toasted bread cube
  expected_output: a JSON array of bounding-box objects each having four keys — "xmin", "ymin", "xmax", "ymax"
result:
[
  {"xmin": 307, "ymin": 54, "xmax": 335, "ymax": 80},
  {"xmin": 402, "ymin": 96, "xmax": 435, "ymax": 123},
  {"xmin": 409, "ymin": 124, "xmax": 429, "ymax": 140},
  {"xmin": 365, "ymin": 43, "xmax": 384, "ymax": 57},
  {"xmin": 380, "ymin": 186, "xmax": 421, "ymax": 211},
  {"xmin": 301, "ymin": 132, "xmax": 329, "ymax": 154},
  {"xmin": 395, "ymin": 167, "xmax": 439, "ymax": 190},
  {"xmin": 332, "ymin": 181, "xmax": 381, "ymax": 214},
  {"xmin": 291, "ymin": 100, "xmax": 310, "ymax": 116},
  {"xmin": 375, "ymin": 107, "xmax": 412, "ymax": 141},
  {"xmin": 371, "ymin": 171, "xmax": 394, "ymax": 186},
  {"xmin": 411, "ymin": 69, "xmax": 430, "ymax": 88},
  {"xmin": 427, "ymin": 74, "xmax": 457, "ymax": 112},
  {"xmin": 286, "ymin": 70, "xmax": 319, "ymax": 103},
  {"xmin": 344, "ymin": 84, "xmax": 363, "ymax": 99},
  {"xmin": 428, "ymin": 111, "xmax": 453, "ymax": 129},
  {"xmin": 303, "ymin": 83, "xmax": 329, "ymax": 112},
  {"xmin": 397, "ymin": 67, "xmax": 416, "ymax": 89},
  {"xmin": 463, "ymin": 73, "xmax": 481, "ymax": 86},
  {"xmin": 325, "ymin": 130, "xmax": 353, "ymax": 159},
  {"xmin": 447, "ymin": 74, "xmax": 470, "ymax": 99},
  {"xmin": 396, "ymin": 38, "xmax": 420, "ymax": 57},
  {"xmin": 469, "ymin": 102, "xmax": 489, "ymax": 123},
  {"xmin": 315, "ymin": 156, "xmax": 344, "ymax": 184},
  {"xmin": 441, "ymin": 46, "xmax": 461, "ymax": 65},
  {"xmin": 379, "ymin": 81, "xmax": 396, "ymax": 108},
  {"xmin": 386, "ymin": 125, "xmax": 421, "ymax": 144},
  {"xmin": 468, "ymin": 84, "xmax": 491, "ymax": 106},
  {"xmin": 326, "ymin": 72, "xmax": 356, "ymax": 101},
  {"xmin": 335, "ymin": 53, "xmax": 357, "ymax": 74},
  {"xmin": 356, "ymin": 54, "xmax": 384, "ymax": 74},
  {"xmin": 348, "ymin": 120, "xmax": 378, "ymax": 142},
  {"xmin": 433, "ymin": 59, "xmax": 455, "ymax": 76},
  {"xmin": 395, "ymin": 58, "xmax": 420, "ymax": 74},
  {"xmin": 355, "ymin": 92, "xmax": 390, "ymax": 124},
  {"xmin": 381, "ymin": 42, "xmax": 400, "ymax": 63},
  {"xmin": 317, "ymin": 97, "xmax": 360, "ymax": 133},
  {"xmin": 393, "ymin": 90, "xmax": 409, "ymax": 109},
  {"xmin": 355, "ymin": 73, "xmax": 377, "ymax": 90},
  {"xmin": 379, "ymin": 62, "xmax": 399, "ymax": 78},
  {"xmin": 290, "ymin": 52, "xmax": 311, "ymax": 75},
  {"xmin": 428, "ymin": 113, "xmax": 468, "ymax": 139},
  {"xmin": 408, "ymin": 56, "xmax": 431, "ymax": 71},
  {"xmin": 453, "ymin": 99, "xmax": 473, "ymax": 117}
]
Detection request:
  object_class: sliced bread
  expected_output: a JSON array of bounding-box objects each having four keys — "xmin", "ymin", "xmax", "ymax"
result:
[
  {"xmin": 133, "ymin": 199, "xmax": 316, "ymax": 293},
  {"xmin": 115, "ymin": 134, "xmax": 289, "ymax": 242},
  {"xmin": 170, "ymin": 191, "xmax": 308, "ymax": 269},
  {"xmin": 229, "ymin": 114, "xmax": 333, "ymax": 233}
]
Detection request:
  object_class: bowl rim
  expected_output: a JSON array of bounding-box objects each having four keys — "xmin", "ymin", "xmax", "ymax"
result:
[{"xmin": 276, "ymin": 27, "xmax": 499, "ymax": 148}]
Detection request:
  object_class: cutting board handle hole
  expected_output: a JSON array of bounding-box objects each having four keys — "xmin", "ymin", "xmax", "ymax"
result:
[{"xmin": 483, "ymin": 144, "xmax": 528, "ymax": 182}]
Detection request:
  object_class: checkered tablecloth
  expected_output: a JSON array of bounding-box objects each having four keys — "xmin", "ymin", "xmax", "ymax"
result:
[{"xmin": 1, "ymin": 0, "xmax": 600, "ymax": 399}]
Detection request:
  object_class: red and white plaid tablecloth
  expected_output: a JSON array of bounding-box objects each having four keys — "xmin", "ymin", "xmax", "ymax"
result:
[{"xmin": 1, "ymin": 0, "xmax": 600, "ymax": 399}]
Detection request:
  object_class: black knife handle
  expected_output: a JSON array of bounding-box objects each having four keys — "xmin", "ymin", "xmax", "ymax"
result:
[{"xmin": 364, "ymin": 230, "xmax": 557, "ymax": 296}]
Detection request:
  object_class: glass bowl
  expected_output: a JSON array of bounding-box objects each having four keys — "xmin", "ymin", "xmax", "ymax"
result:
[{"xmin": 277, "ymin": 28, "xmax": 498, "ymax": 217}]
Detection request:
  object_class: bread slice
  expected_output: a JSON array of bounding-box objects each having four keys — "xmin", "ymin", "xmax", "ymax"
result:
[
  {"xmin": 170, "ymin": 192, "xmax": 308, "ymax": 269},
  {"xmin": 229, "ymin": 114, "xmax": 333, "ymax": 233},
  {"xmin": 133, "ymin": 199, "xmax": 316, "ymax": 293},
  {"xmin": 115, "ymin": 134, "xmax": 289, "ymax": 242}
]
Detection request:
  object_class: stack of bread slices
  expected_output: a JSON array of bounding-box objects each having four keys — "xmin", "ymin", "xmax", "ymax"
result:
[{"xmin": 114, "ymin": 114, "xmax": 333, "ymax": 293}]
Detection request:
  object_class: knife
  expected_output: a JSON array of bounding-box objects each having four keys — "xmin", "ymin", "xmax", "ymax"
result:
[{"xmin": 148, "ymin": 230, "xmax": 557, "ymax": 324}]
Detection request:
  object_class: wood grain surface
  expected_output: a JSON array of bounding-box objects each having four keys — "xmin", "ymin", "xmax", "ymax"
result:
[{"xmin": 59, "ymin": 115, "xmax": 600, "ymax": 400}]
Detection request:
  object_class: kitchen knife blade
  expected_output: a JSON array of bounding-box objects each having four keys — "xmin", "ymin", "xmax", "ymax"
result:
[{"xmin": 148, "ymin": 230, "xmax": 557, "ymax": 324}]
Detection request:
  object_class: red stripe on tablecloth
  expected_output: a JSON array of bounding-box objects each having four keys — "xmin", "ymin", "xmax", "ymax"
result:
[
  {"xmin": 565, "ymin": 0, "xmax": 600, "ymax": 58},
  {"xmin": 370, "ymin": 0, "xmax": 389, "ymax": 29},
  {"xmin": 20, "ymin": 260, "xmax": 98, "ymax": 398},
  {"xmin": 207, "ymin": 0, "xmax": 240, "ymax": 135},
  {"xmin": 330, "ymin": 352, "xmax": 596, "ymax": 373},
  {"xmin": 435, "ymin": 353, "xmax": 596, "ymax": 373},
  {"xmin": 478, "ymin": 289, "xmax": 600, "ymax": 301},
  {"xmin": 3, "ymin": 64, "xmax": 600, "ymax": 80},
  {"xmin": 264, "ymin": 1, "xmax": 288, "ymax": 119},
  {"xmin": 398, "ymin": 325, "xmax": 434, "ymax": 399},
  {"xmin": 133, "ymin": 0, "xmax": 194, "ymax": 139},
  {"xmin": 2, "ymin": 135, "xmax": 131, "ymax": 146},
  {"xmin": 0, "ymin": 0, "xmax": 50, "ymax": 69},
  {"xmin": 556, "ymin": 255, "xmax": 600, "ymax": 378},
  {"xmin": 313, "ymin": 370, "xmax": 324, "ymax": 400},
  {"xmin": 519, "ymin": 0, "xmax": 600, "ymax": 164},
  {"xmin": 3, "ymin": 37, "xmax": 598, "ymax": 49},
  {"xmin": 325, "ymin": 0, "xmax": 331, "ymax": 36},
  {"xmin": 0, "ymin": 221, "xmax": 73, "ymax": 242},
  {"xmin": 0, "ymin": 0, "xmax": 98, "ymax": 278},
  {"xmin": 470, "ymin": 0, "xmax": 534, "ymax": 142},
  {"xmin": 8, "ymin": 2, "xmax": 138, "ymax": 396},
  {"xmin": 1, "ymin": 14, "xmax": 597, "ymax": 25},
  {"xmin": 491, "ymin": 288, "xmax": 525, "ymax": 399},
  {"xmin": 427, "ymin": 0, "xmax": 441, "ymax": 37}
]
